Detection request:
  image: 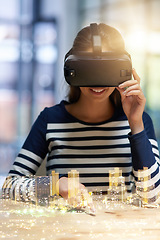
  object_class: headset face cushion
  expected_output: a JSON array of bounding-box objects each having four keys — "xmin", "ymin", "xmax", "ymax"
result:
[{"xmin": 64, "ymin": 52, "xmax": 132, "ymax": 87}]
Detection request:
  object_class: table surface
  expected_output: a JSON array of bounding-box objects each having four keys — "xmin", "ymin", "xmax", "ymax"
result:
[{"xmin": 0, "ymin": 199, "xmax": 160, "ymax": 240}]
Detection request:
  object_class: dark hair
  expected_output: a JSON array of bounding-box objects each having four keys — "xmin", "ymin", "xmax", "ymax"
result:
[{"xmin": 65, "ymin": 23, "xmax": 126, "ymax": 107}]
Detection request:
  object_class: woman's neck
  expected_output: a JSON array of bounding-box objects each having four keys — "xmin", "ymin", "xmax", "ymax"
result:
[{"xmin": 66, "ymin": 97, "xmax": 115, "ymax": 123}]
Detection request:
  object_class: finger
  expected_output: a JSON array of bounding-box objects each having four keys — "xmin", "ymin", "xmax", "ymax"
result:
[
  {"xmin": 118, "ymin": 79, "xmax": 138, "ymax": 89},
  {"xmin": 124, "ymin": 89, "xmax": 144, "ymax": 100},
  {"xmin": 117, "ymin": 85, "xmax": 144, "ymax": 101},
  {"xmin": 123, "ymin": 83, "xmax": 140, "ymax": 95},
  {"xmin": 132, "ymin": 68, "xmax": 141, "ymax": 83},
  {"xmin": 87, "ymin": 202, "xmax": 96, "ymax": 214}
]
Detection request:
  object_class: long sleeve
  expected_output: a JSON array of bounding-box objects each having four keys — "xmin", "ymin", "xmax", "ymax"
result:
[
  {"xmin": 9, "ymin": 108, "xmax": 49, "ymax": 177},
  {"xmin": 3, "ymin": 108, "xmax": 49, "ymax": 201},
  {"xmin": 128, "ymin": 112, "xmax": 160, "ymax": 201}
]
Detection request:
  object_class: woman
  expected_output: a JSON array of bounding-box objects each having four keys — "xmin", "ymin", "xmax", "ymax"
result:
[{"xmin": 3, "ymin": 23, "xmax": 160, "ymax": 203}]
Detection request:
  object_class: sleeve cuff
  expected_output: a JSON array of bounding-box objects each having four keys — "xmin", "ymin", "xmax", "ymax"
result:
[{"xmin": 128, "ymin": 130, "xmax": 146, "ymax": 144}]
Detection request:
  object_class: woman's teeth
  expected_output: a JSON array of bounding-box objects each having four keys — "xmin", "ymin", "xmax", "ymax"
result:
[{"xmin": 91, "ymin": 89, "xmax": 104, "ymax": 93}]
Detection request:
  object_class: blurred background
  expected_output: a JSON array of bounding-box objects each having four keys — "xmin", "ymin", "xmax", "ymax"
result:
[{"xmin": 0, "ymin": 0, "xmax": 160, "ymax": 178}]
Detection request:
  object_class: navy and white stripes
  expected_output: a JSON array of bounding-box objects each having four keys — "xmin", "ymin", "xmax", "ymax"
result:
[{"xmin": 45, "ymin": 120, "xmax": 133, "ymax": 192}]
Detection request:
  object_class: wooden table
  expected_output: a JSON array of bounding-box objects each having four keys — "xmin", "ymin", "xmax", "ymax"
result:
[{"xmin": 0, "ymin": 199, "xmax": 160, "ymax": 240}]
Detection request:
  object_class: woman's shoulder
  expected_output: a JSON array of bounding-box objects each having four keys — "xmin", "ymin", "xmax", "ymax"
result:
[
  {"xmin": 44, "ymin": 100, "xmax": 66, "ymax": 112},
  {"xmin": 40, "ymin": 100, "xmax": 70, "ymax": 123}
]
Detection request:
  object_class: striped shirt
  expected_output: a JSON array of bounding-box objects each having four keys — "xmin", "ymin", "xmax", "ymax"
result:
[{"xmin": 6, "ymin": 100, "xmax": 160, "ymax": 200}]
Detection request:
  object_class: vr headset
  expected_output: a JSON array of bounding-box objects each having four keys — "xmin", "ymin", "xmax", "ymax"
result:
[{"xmin": 64, "ymin": 23, "xmax": 132, "ymax": 87}]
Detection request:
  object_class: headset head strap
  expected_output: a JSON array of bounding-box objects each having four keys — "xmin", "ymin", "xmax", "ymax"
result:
[{"xmin": 90, "ymin": 23, "xmax": 102, "ymax": 54}]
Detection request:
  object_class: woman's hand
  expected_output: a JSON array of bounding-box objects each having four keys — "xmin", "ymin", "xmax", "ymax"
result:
[
  {"xmin": 116, "ymin": 69, "xmax": 146, "ymax": 135},
  {"xmin": 58, "ymin": 177, "xmax": 95, "ymax": 212},
  {"xmin": 58, "ymin": 176, "xmax": 85, "ymax": 199}
]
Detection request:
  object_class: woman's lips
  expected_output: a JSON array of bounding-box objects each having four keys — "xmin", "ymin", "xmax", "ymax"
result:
[{"xmin": 90, "ymin": 88, "xmax": 106, "ymax": 94}]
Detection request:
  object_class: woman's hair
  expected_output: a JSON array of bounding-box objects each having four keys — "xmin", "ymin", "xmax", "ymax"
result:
[{"xmin": 65, "ymin": 23, "xmax": 127, "ymax": 108}]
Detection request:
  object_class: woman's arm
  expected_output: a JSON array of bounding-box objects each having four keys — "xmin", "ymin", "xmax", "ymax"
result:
[
  {"xmin": 3, "ymin": 108, "xmax": 49, "ymax": 201},
  {"xmin": 128, "ymin": 113, "xmax": 160, "ymax": 201},
  {"xmin": 117, "ymin": 69, "xmax": 160, "ymax": 201}
]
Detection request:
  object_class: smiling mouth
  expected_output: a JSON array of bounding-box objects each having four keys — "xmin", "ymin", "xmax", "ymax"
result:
[{"xmin": 90, "ymin": 88, "xmax": 105, "ymax": 93}]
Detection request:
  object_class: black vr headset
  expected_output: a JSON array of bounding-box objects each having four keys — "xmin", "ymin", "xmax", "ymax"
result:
[{"xmin": 64, "ymin": 23, "xmax": 132, "ymax": 87}]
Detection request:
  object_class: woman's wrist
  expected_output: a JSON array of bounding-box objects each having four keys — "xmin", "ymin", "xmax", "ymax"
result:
[{"xmin": 129, "ymin": 119, "xmax": 144, "ymax": 135}]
